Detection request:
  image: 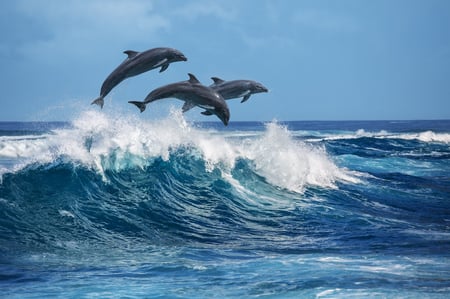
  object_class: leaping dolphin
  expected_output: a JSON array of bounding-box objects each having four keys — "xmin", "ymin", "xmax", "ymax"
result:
[
  {"xmin": 91, "ymin": 47, "xmax": 187, "ymax": 108},
  {"xmin": 129, "ymin": 74, "xmax": 230, "ymax": 126},
  {"xmin": 209, "ymin": 77, "xmax": 268, "ymax": 103}
]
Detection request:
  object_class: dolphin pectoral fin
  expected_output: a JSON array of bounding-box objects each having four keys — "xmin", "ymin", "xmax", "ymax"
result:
[
  {"xmin": 91, "ymin": 96, "xmax": 104, "ymax": 109},
  {"xmin": 124, "ymin": 50, "xmax": 139, "ymax": 58},
  {"xmin": 188, "ymin": 73, "xmax": 201, "ymax": 84},
  {"xmin": 241, "ymin": 94, "xmax": 251, "ymax": 103},
  {"xmin": 128, "ymin": 101, "xmax": 147, "ymax": 113},
  {"xmin": 159, "ymin": 63, "xmax": 169, "ymax": 73},
  {"xmin": 154, "ymin": 58, "xmax": 168, "ymax": 67},
  {"xmin": 201, "ymin": 110, "xmax": 214, "ymax": 116},
  {"xmin": 182, "ymin": 101, "xmax": 196, "ymax": 113}
]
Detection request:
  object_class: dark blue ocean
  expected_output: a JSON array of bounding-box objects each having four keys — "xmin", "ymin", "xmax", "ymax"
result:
[{"xmin": 1, "ymin": 110, "xmax": 449, "ymax": 298}]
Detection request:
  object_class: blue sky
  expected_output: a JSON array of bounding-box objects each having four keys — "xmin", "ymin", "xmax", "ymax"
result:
[{"xmin": 1, "ymin": 0, "xmax": 450, "ymax": 121}]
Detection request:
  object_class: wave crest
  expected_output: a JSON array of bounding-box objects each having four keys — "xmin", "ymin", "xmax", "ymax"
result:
[{"xmin": 240, "ymin": 122, "xmax": 354, "ymax": 192}]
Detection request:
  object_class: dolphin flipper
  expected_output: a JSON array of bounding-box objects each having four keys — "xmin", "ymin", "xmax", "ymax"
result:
[
  {"xmin": 91, "ymin": 96, "xmax": 104, "ymax": 109},
  {"xmin": 182, "ymin": 101, "xmax": 196, "ymax": 113},
  {"xmin": 153, "ymin": 58, "xmax": 169, "ymax": 72},
  {"xmin": 201, "ymin": 110, "xmax": 214, "ymax": 116},
  {"xmin": 241, "ymin": 94, "xmax": 251, "ymax": 103},
  {"xmin": 159, "ymin": 64, "xmax": 169, "ymax": 72},
  {"xmin": 128, "ymin": 101, "xmax": 147, "ymax": 113}
]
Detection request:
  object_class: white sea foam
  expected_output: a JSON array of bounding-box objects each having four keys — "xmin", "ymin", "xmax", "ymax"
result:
[
  {"xmin": 394, "ymin": 131, "xmax": 450, "ymax": 143},
  {"xmin": 0, "ymin": 110, "xmax": 357, "ymax": 192},
  {"xmin": 238, "ymin": 122, "xmax": 358, "ymax": 192},
  {"xmin": 307, "ymin": 129, "xmax": 389, "ymax": 142},
  {"xmin": 312, "ymin": 129, "xmax": 450, "ymax": 144},
  {"xmin": 59, "ymin": 210, "xmax": 75, "ymax": 218}
]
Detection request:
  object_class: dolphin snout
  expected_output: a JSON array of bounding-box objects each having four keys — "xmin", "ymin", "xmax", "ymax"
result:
[
  {"xmin": 221, "ymin": 110, "xmax": 230, "ymax": 126},
  {"xmin": 258, "ymin": 84, "xmax": 269, "ymax": 92}
]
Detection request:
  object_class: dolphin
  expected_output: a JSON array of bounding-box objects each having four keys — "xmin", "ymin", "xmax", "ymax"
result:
[
  {"xmin": 91, "ymin": 47, "xmax": 187, "ymax": 108},
  {"xmin": 209, "ymin": 77, "xmax": 268, "ymax": 103},
  {"xmin": 129, "ymin": 74, "xmax": 230, "ymax": 126}
]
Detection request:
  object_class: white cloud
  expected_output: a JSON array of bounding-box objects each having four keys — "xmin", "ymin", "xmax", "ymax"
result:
[
  {"xmin": 238, "ymin": 30, "xmax": 296, "ymax": 49},
  {"xmin": 14, "ymin": 0, "xmax": 171, "ymax": 60},
  {"xmin": 172, "ymin": 1, "xmax": 238, "ymax": 21},
  {"xmin": 292, "ymin": 9, "xmax": 359, "ymax": 33}
]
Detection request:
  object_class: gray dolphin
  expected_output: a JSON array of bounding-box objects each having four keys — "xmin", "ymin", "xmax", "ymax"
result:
[
  {"xmin": 209, "ymin": 77, "xmax": 268, "ymax": 103},
  {"xmin": 91, "ymin": 47, "xmax": 187, "ymax": 108},
  {"xmin": 129, "ymin": 74, "xmax": 230, "ymax": 126}
]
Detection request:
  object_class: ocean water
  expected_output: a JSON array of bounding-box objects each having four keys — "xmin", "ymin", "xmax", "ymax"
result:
[{"xmin": 0, "ymin": 110, "xmax": 449, "ymax": 298}]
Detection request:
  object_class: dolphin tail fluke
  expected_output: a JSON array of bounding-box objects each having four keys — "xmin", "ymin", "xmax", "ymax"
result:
[
  {"xmin": 128, "ymin": 101, "xmax": 147, "ymax": 113},
  {"xmin": 91, "ymin": 96, "xmax": 104, "ymax": 108}
]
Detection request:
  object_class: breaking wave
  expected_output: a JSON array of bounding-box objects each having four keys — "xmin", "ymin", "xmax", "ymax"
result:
[{"xmin": 0, "ymin": 109, "xmax": 354, "ymax": 192}]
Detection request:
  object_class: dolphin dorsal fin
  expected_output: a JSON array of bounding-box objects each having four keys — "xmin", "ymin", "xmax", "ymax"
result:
[
  {"xmin": 211, "ymin": 77, "xmax": 225, "ymax": 84},
  {"xmin": 124, "ymin": 50, "xmax": 139, "ymax": 58},
  {"xmin": 188, "ymin": 73, "xmax": 200, "ymax": 84}
]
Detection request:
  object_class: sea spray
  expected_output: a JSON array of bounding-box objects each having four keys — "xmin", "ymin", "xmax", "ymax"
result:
[{"xmin": 239, "ymin": 122, "xmax": 351, "ymax": 192}]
